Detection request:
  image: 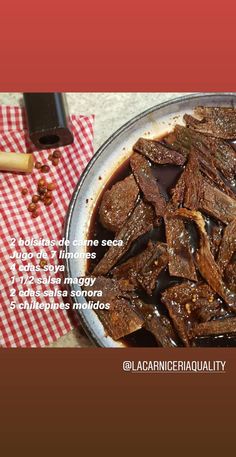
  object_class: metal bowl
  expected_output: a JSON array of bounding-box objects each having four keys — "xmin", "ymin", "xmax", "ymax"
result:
[{"xmin": 64, "ymin": 93, "xmax": 236, "ymax": 347}]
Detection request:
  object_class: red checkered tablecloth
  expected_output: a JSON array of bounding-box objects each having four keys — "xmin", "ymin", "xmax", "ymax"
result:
[{"xmin": 0, "ymin": 105, "xmax": 94, "ymax": 347}]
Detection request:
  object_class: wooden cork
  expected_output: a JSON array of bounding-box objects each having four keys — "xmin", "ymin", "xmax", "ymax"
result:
[{"xmin": 0, "ymin": 152, "xmax": 34, "ymax": 173}]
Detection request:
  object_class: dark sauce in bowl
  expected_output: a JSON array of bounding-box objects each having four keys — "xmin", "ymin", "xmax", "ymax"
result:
[{"xmin": 86, "ymin": 148, "xmax": 236, "ymax": 347}]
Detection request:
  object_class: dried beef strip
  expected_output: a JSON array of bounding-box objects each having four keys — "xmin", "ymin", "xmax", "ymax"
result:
[
  {"xmin": 111, "ymin": 240, "xmax": 154, "ymax": 286},
  {"xmin": 174, "ymin": 209, "xmax": 234, "ymax": 305},
  {"xmin": 93, "ymin": 200, "xmax": 154, "ymax": 276},
  {"xmin": 130, "ymin": 152, "xmax": 166, "ymax": 217},
  {"xmin": 171, "ymin": 151, "xmax": 202, "ymax": 210},
  {"xmin": 164, "ymin": 204, "xmax": 197, "ymax": 282},
  {"xmin": 198, "ymin": 155, "xmax": 235, "ymax": 198},
  {"xmin": 161, "ymin": 302, "xmax": 190, "ymax": 346},
  {"xmin": 185, "ymin": 106, "xmax": 236, "ymax": 139},
  {"xmin": 182, "ymin": 119, "xmax": 236, "ymax": 180},
  {"xmin": 83, "ymin": 276, "xmax": 144, "ymax": 340},
  {"xmin": 99, "ymin": 174, "xmax": 139, "ymax": 232},
  {"xmin": 145, "ymin": 314, "xmax": 178, "ymax": 347},
  {"xmin": 199, "ymin": 180, "xmax": 236, "ymax": 225},
  {"xmin": 129, "ymin": 298, "xmax": 177, "ymax": 347},
  {"xmin": 137, "ymin": 242, "xmax": 169, "ymax": 295},
  {"xmin": 201, "ymin": 136, "xmax": 236, "ymax": 181},
  {"xmin": 183, "ymin": 151, "xmax": 202, "ymax": 210},
  {"xmin": 225, "ymin": 262, "xmax": 236, "ymax": 293},
  {"xmin": 161, "ymin": 282, "xmax": 226, "ymax": 346},
  {"xmin": 192, "ymin": 317, "xmax": 236, "ymax": 337},
  {"xmin": 183, "ymin": 113, "xmax": 202, "ymax": 129},
  {"xmin": 217, "ymin": 218, "xmax": 236, "ymax": 271},
  {"xmin": 133, "ymin": 137, "xmax": 185, "ymax": 165},
  {"xmin": 209, "ymin": 222, "xmax": 224, "ymax": 259},
  {"xmin": 164, "ymin": 127, "xmax": 189, "ymax": 157},
  {"xmin": 164, "ymin": 125, "xmax": 234, "ymax": 197},
  {"xmin": 112, "ymin": 241, "xmax": 168, "ymax": 294}
]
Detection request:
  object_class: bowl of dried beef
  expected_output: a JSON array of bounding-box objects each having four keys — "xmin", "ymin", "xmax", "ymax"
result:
[{"xmin": 64, "ymin": 93, "xmax": 236, "ymax": 347}]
